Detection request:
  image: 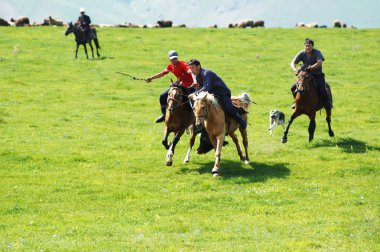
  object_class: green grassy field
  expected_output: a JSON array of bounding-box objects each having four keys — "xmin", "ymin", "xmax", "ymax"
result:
[{"xmin": 0, "ymin": 26, "xmax": 379, "ymax": 251}]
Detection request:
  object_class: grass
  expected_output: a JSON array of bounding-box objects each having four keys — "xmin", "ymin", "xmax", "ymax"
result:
[{"xmin": 0, "ymin": 26, "xmax": 379, "ymax": 251}]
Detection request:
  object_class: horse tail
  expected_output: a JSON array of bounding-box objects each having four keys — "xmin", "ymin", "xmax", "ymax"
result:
[
  {"xmin": 92, "ymin": 29, "xmax": 101, "ymax": 49},
  {"xmin": 325, "ymin": 83, "xmax": 333, "ymax": 108},
  {"xmin": 94, "ymin": 37, "xmax": 101, "ymax": 49}
]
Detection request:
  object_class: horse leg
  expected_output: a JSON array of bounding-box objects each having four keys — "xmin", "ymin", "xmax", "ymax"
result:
[
  {"xmin": 89, "ymin": 41, "xmax": 94, "ymax": 58},
  {"xmin": 229, "ymin": 131, "xmax": 244, "ymax": 162},
  {"xmin": 282, "ymin": 112, "xmax": 299, "ymax": 143},
  {"xmin": 211, "ymin": 135, "xmax": 224, "ymax": 177},
  {"xmin": 83, "ymin": 44, "xmax": 88, "ymax": 59},
  {"xmin": 308, "ymin": 120, "xmax": 316, "ymax": 143},
  {"xmin": 75, "ymin": 43, "xmax": 79, "ymax": 59},
  {"xmin": 166, "ymin": 131, "xmax": 184, "ymax": 166},
  {"xmin": 326, "ymin": 109, "xmax": 335, "ymax": 137},
  {"xmin": 239, "ymin": 128, "xmax": 250, "ymax": 164},
  {"xmin": 184, "ymin": 128, "xmax": 197, "ymax": 163},
  {"xmin": 162, "ymin": 127, "xmax": 170, "ymax": 150}
]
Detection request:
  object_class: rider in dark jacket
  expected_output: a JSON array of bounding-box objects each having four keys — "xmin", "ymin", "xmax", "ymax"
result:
[
  {"xmin": 187, "ymin": 59, "xmax": 247, "ymax": 129},
  {"xmin": 77, "ymin": 8, "xmax": 91, "ymax": 37},
  {"xmin": 290, "ymin": 38, "xmax": 331, "ymax": 110}
]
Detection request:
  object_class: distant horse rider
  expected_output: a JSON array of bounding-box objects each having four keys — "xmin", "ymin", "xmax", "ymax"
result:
[
  {"xmin": 145, "ymin": 50, "xmax": 198, "ymax": 123},
  {"xmin": 77, "ymin": 8, "xmax": 92, "ymax": 38},
  {"xmin": 290, "ymin": 38, "xmax": 332, "ymax": 110}
]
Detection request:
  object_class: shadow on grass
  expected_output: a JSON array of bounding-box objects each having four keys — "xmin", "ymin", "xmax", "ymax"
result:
[
  {"xmin": 180, "ymin": 160, "xmax": 290, "ymax": 183},
  {"xmin": 90, "ymin": 56, "xmax": 114, "ymax": 61},
  {"xmin": 311, "ymin": 137, "xmax": 380, "ymax": 153}
]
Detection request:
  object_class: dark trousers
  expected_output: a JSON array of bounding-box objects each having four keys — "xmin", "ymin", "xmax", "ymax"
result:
[
  {"xmin": 291, "ymin": 74, "xmax": 331, "ymax": 110},
  {"xmin": 217, "ymin": 93, "xmax": 240, "ymax": 120},
  {"xmin": 159, "ymin": 88, "xmax": 170, "ymax": 107}
]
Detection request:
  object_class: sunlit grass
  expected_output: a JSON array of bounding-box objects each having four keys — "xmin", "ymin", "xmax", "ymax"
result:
[{"xmin": 0, "ymin": 27, "xmax": 379, "ymax": 251}]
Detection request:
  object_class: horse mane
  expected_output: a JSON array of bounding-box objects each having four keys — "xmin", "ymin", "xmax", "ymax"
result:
[{"xmin": 197, "ymin": 91, "xmax": 220, "ymax": 109}]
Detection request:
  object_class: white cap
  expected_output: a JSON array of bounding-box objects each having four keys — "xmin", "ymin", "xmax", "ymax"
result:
[
  {"xmin": 168, "ymin": 50, "xmax": 178, "ymax": 60},
  {"xmin": 80, "ymin": 8, "xmax": 85, "ymax": 13}
]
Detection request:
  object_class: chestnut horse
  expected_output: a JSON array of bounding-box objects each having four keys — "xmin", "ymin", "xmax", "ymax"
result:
[
  {"xmin": 282, "ymin": 68, "xmax": 334, "ymax": 143},
  {"xmin": 65, "ymin": 22, "xmax": 100, "ymax": 59},
  {"xmin": 163, "ymin": 84, "xmax": 197, "ymax": 166},
  {"xmin": 189, "ymin": 92, "xmax": 251, "ymax": 176}
]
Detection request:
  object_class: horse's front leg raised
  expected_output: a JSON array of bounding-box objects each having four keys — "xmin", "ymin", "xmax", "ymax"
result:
[
  {"xmin": 282, "ymin": 113, "xmax": 298, "ymax": 143},
  {"xmin": 166, "ymin": 131, "xmax": 184, "ymax": 166},
  {"xmin": 184, "ymin": 127, "xmax": 197, "ymax": 163},
  {"xmin": 162, "ymin": 127, "xmax": 170, "ymax": 150},
  {"xmin": 326, "ymin": 109, "xmax": 334, "ymax": 137}
]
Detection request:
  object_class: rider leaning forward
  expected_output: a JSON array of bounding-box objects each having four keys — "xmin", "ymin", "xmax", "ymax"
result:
[
  {"xmin": 290, "ymin": 38, "xmax": 332, "ymax": 110},
  {"xmin": 186, "ymin": 59, "xmax": 247, "ymax": 129},
  {"xmin": 145, "ymin": 50, "xmax": 198, "ymax": 123}
]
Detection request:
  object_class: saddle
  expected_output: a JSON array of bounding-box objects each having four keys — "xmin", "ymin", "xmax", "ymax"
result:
[{"xmin": 231, "ymin": 95, "xmax": 250, "ymax": 114}]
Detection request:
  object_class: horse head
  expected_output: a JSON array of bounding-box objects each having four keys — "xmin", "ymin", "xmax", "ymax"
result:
[
  {"xmin": 65, "ymin": 22, "xmax": 75, "ymax": 36},
  {"xmin": 167, "ymin": 86, "xmax": 183, "ymax": 114},
  {"xmin": 189, "ymin": 92, "xmax": 210, "ymax": 132},
  {"xmin": 296, "ymin": 69, "xmax": 314, "ymax": 94}
]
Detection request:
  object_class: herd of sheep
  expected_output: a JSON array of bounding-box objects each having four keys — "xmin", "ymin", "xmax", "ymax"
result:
[{"xmin": 0, "ymin": 17, "xmax": 356, "ymax": 29}]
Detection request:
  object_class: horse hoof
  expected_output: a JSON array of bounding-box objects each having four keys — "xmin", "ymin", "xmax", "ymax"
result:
[
  {"xmin": 183, "ymin": 159, "xmax": 189, "ymax": 163},
  {"xmin": 212, "ymin": 173, "xmax": 219, "ymax": 178},
  {"xmin": 329, "ymin": 131, "xmax": 335, "ymax": 137},
  {"xmin": 244, "ymin": 160, "xmax": 250, "ymax": 165},
  {"xmin": 166, "ymin": 161, "xmax": 172, "ymax": 166},
  {"xmin": 281, "ymin": 137, "xmax": 287, "ymax": 144},
  {"xmin": 212, "ymin": 168, "xmax": 220, "ymax": 176}
]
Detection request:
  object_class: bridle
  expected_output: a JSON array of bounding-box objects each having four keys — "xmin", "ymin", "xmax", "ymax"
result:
[
  {"xmin": 167, "ymin": 87, "xmax": 190, "ymax": 112},
  {"xmin": 296, "ymin": 70, "xmax": 312, "ymax": 94},
  {"xmin": 193, "ymin": 98, "xmax": 209, "ymax": 120}
]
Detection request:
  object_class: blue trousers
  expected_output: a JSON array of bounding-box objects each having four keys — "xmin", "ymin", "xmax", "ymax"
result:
[{"xmin": 216, "ymin": 93, "xmax": 240, "ymax": 120}]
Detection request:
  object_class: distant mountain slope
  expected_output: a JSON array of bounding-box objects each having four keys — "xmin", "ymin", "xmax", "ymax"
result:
[{"xmin": 0, "ymin": 0, "xmax": 379, "ymax": 28}]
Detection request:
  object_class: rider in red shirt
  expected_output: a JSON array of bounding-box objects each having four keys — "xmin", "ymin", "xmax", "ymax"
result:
[{"xmin": 146, "ymin": 50, "xmax": 198, "ymax": 123}]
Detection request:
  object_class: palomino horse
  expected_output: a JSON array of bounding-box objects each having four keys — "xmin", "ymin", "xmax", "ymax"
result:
[
  {"xmin": 163, "ymin": 84, "xmax": 197, "ymax": 166},
  {"xmin": 189, "ymin": 92, "xmax": 251, "ymax": 176},
  {"xmin": 65, "ymin": 22, "xmax": 101, "ymax": 59},
  {"xmin": 282, "ymin": 68, "xmax": 334, "ymax": 143}
]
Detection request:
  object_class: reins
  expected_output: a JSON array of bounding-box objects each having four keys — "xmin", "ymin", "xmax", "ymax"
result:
[{"xmin": 167, "ymin": 88, "xmax": 190, "ymax": 111}]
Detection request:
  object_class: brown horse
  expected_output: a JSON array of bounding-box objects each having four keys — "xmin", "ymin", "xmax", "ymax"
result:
[
  {"xmin": 282, "ymin": 69, "xmax": 334, "ymax": 143},
  {"xmin": 162, "ymin": 85, "xmax": 197, "ymax": 166},
  {"xmin": 189, "ymin": 92, "xmax": 251, "ymax": 176},
  {"xmin": 65, "ymin": 22, "xmax": 100, "ymax": 59}
]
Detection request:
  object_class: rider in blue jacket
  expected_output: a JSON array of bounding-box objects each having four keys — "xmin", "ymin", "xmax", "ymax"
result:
[{"xmin": 187, "ymin": 59, "xmax": 247, "ymax": 129}]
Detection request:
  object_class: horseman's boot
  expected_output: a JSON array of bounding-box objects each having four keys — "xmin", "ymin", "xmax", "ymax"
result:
[
  {"xmin": 235, "ymin": 113, "xmax": 247, "ymax": 129},
  {"xmin": 155, "ymin": 106, "xmax": 166, "ymax": 123}
]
